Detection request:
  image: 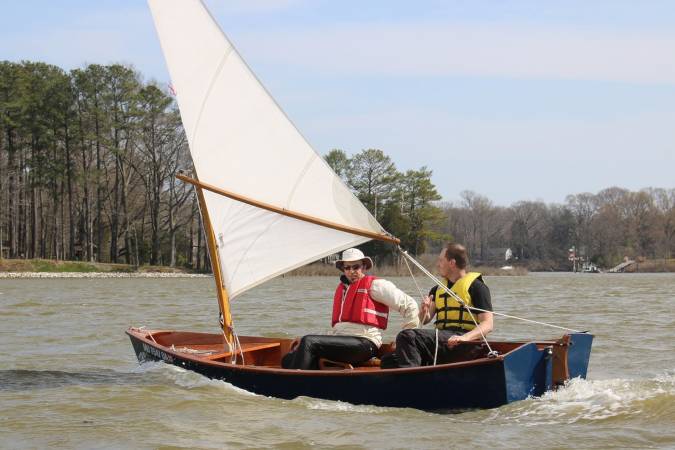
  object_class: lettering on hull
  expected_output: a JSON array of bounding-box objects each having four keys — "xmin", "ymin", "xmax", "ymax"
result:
[{"xmin": 141, "ymin": 343, "xmax": 174, "ymax": 363}]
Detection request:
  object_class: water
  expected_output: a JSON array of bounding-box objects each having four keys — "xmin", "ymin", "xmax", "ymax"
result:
[{"xmin": 1, "ymin": 273, "xmax": 674, "ymax": 449}]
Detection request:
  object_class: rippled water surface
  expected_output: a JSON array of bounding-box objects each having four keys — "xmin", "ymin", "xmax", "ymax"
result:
[{"xmin": 1, "ymin": 273, "xmax": 674, "ymax": 449}]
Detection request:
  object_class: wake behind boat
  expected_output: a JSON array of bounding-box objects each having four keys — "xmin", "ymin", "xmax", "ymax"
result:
[{"xmin": 128, "ymin": 0, "xmax": 593, "ymax": 410}]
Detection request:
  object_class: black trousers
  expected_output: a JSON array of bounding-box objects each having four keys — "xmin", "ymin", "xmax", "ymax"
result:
[
  {"xmin": 281, "ymin": 335, "xmax": 377, "ymax": 370},
  {"xmin": 381, "ymin": 328, "xmax": 463, "ymax": 368}
]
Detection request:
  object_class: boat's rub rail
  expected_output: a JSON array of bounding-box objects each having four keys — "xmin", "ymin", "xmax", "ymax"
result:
[{"xmin": 129, "ymin": 328, "xmax": 581, "ymax": 374}]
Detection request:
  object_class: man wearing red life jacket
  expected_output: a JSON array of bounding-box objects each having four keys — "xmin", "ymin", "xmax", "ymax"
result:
[{"xmin": 281, "ymin": 248, "xmax": 419, "ymax": 370}]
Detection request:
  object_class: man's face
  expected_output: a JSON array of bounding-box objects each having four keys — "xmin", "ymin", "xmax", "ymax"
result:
[
  {"xmin": 437, "ymin": 248, "xmax": 454, "ymax": 279},
  {"xmin": 342, "ymin": 262, "xmax": 365, "ymax": 283}
]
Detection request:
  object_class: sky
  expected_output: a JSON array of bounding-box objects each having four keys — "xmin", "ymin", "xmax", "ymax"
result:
[{"xmin": 2, "ymin": 0, "xmax": 675, "ymax": 206}]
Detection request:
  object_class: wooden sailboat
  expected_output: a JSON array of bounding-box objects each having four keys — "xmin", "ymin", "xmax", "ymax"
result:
[{"xmin": 127, "ymin": 0, "xmax": 593, "ymax": 410}]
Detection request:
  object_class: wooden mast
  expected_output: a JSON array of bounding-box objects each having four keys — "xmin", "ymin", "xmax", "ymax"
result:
[
  {"xmin": 195, "ymin": 184, "xmax": 234, "ymax": 349},
  {"xmin": 177, "ymin": 173, "xmax": 400, "ymax": 245}
]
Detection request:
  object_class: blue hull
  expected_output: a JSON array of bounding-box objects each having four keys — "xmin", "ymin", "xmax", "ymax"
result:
[{"xmin": 127, "ymin": 329, "xmax": 593, "ymax": 411}]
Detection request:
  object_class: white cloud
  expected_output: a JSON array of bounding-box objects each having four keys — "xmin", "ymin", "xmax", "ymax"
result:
[{"xmin": 237, "ymin": 22, "xmax": 675, "ymax": 84}]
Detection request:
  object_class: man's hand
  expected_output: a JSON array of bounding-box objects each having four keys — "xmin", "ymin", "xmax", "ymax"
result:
[
  {"xmin": 289, "ymin": 337, "xmax": 300, "ymax": 351},
  {"xmin": 420, "ymin": 295, "xmax": 433, "ymax": 322},
  {"xmin": 447, "ymin": 334, "xmax": 467, "ymax": 348}
]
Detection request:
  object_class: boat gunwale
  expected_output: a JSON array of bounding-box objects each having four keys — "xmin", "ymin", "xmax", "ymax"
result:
[{"xmin": 125, "ymin": 327, "xmax": 561, "ymax": 377}]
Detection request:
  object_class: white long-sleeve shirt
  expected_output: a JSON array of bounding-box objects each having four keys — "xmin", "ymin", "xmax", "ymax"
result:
[{"xmin": 330, "ymin": 278, "xmax": 420, "ymax": 347}]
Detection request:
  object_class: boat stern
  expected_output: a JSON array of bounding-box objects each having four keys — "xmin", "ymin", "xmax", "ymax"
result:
[
  {"xmin": 566, "ymin": 332, "xmax": 594, "ymax": 379},
  {"xmin": 502, "ymin": 342, "xmax": 551, "ymax": 403}
]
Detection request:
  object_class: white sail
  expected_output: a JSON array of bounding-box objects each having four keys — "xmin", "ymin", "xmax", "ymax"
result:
[{"xmin": 147, "ymin": 0, "xmax": 387, "ymax": 298}]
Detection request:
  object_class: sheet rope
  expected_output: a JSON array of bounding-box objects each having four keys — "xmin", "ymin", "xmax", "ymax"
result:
[
  {"xmin": 401, "ymin": 256, "xmax": 442, "ymax": 365},
  {"xmin": 219, "ymin": 313, "xmax": 245, "ymax": 365},
  {"xmin": 398, "ymin": 247, "xmax": 583, "ymax": 334},
  {"xmin": 401, "ymin": 247, "xmax": 493, "ymax": 354}
]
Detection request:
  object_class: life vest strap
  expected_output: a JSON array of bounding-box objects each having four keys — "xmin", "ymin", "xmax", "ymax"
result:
[
  {"xmin": 436, "ymin": 306, "xmax": 464, "ymax": 313},
  {"xmin": 436, "ymin": 306, "xmax": 482, "ymax": 314},
  {"xmin": 435, "ymin": 318, "xmax": 475, "ymax": 327},
  {"xmin": 363, "ymin": 308, "xmax": 388, "ymax": 318}
]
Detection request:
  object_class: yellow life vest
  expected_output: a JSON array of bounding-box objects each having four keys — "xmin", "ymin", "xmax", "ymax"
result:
[{"xmin": 434, "ymin": 272, "xmax": 482, "ymax": 331}]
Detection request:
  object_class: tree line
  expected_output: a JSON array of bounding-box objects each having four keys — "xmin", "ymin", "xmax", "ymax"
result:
[
  {"xmin": 1, "ymin": 61, "xmax": 673, "ymax": 271},
  {"xmin": 326, "ymin": 148, "xmax": 674, "ymax": 269},
  {"xmin": 0, "ymin": 60, "xmax": 446, "ymax": 270},
  {"xmin": 0, "ymin": 61, "xmax": 203, "ymax": 268},
  {"xmin": 325, "ymin": 148, "xmax": 443, "ymax": 261},
  {"xmin": 434, "ymin": 188, "xmax": 675, "ymax": 270}
]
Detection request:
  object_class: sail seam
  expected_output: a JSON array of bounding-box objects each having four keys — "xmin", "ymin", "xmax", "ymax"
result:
[
  {"xmin": 285, "ymin": 153, "xmax": 317, "ymax": 209},
  {"xmin": 227, "ymin": 211, "xmax": 285, "ymax": 290},
  {"xmin": 230, "ymin": 236, "xmax": 371, "ymax": 299},
  {"xmin": 196, "ymin": 0, "xmax": 383, "ymax": 232},
  {"xmin": 190, "ymin": 46, "xmax": 234, "ymax": 152}
]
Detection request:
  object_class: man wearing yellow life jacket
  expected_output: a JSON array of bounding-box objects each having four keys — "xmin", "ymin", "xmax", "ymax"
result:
[
  {"xmin": 281, "ymin": 248, "xmax": 419, "ymax": 370},
  {"xmin": 381, "ymin": 243, "xmax": 494, "ymax": 368}
]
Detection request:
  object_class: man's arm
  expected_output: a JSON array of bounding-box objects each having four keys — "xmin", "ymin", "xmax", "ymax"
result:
[
  {"xmin": 419, "ymin": 295, "xmax": 436, "ymax": 325},
  {"xmin": 370, "ymin": 279, "xmax": 420, "ymax": 329},
  {"xmin": 420, "ymin": 285, "xmax": 439, "ymax": 324},
  {"xmin": 447, "ymin": 279, "xmax": 494, "ymax": 348},
  {"xmin": 446, "ymin": 311, "xmax": 494, "ymax": 348}
]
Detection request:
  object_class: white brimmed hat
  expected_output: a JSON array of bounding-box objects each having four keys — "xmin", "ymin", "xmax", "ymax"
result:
[{"xmin": 335, "ymin": 248, "xmax": 373, "ymax": 271}]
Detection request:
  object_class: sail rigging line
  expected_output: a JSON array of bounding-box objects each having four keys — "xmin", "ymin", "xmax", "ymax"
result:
[
  {"xmin": 177, "ymin": 173, "xmax": 401, "ymax": 244},
  {"xmin": 402, "ymin": 254, "xmax": 443, "ymax": 365},
  {"xmin": 402, "ymin": 254, "xmax": 426, "ymax": 301},
  {"xmin": 398, "ymin": 248, "xmax": 584, "ymax": 334},
  {"xmin": 459, "ymin": 294, "xmax": 498, "ymax": 357},
  {"xmin": 400, "ymin": 247, "xmax": 495, "ymax": 359},
  {"xmin": 433, "ymin": 328, "xmax": 439, "ymax": 366},
  {"xmin": 231, "ymin": 329, "xmax": 245, "ymax": 365}
]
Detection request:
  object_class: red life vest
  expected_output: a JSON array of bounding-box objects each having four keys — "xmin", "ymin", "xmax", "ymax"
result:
[{"xmin": 331, "ymin": 275, "xmax": 389, "ymax": 329}]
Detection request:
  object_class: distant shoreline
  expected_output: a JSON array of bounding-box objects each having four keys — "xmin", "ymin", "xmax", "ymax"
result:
[
  {"xmin": 0, "ymin": 258, "xmax": 528, "ymax": 278},
  {"xmin": 0, "ymin": 272, "xmax": 211, "ymax": 279},
  {"xmin": 3, "ymin": 258, "xmax": 671, "ymax": 278},
  {"xmin": 0, "ymin": 258, "xmax": 209, "ymax": 277},
  {"xmin": 0, "ymin": 258, "xmax": 529, "ymax": 277},
  {"xmin": 3, "ymin": 268, "xmax": 674, "ymax": 279}
]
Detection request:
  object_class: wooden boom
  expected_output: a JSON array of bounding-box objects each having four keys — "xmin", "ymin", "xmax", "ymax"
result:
[{"xmin": 177, "ymin": 173, "xmax": 400, "ymax": 244}]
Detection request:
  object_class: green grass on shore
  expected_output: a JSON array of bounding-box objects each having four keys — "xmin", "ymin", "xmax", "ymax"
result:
[{"xmin": 0, "ymin": 258, "xmax": 196, "ymax": 273}]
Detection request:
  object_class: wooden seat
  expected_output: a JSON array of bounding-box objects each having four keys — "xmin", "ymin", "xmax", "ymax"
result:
[{"xmin": 204, "ymin": 342, "xmax": 280, "ymax": 361}]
